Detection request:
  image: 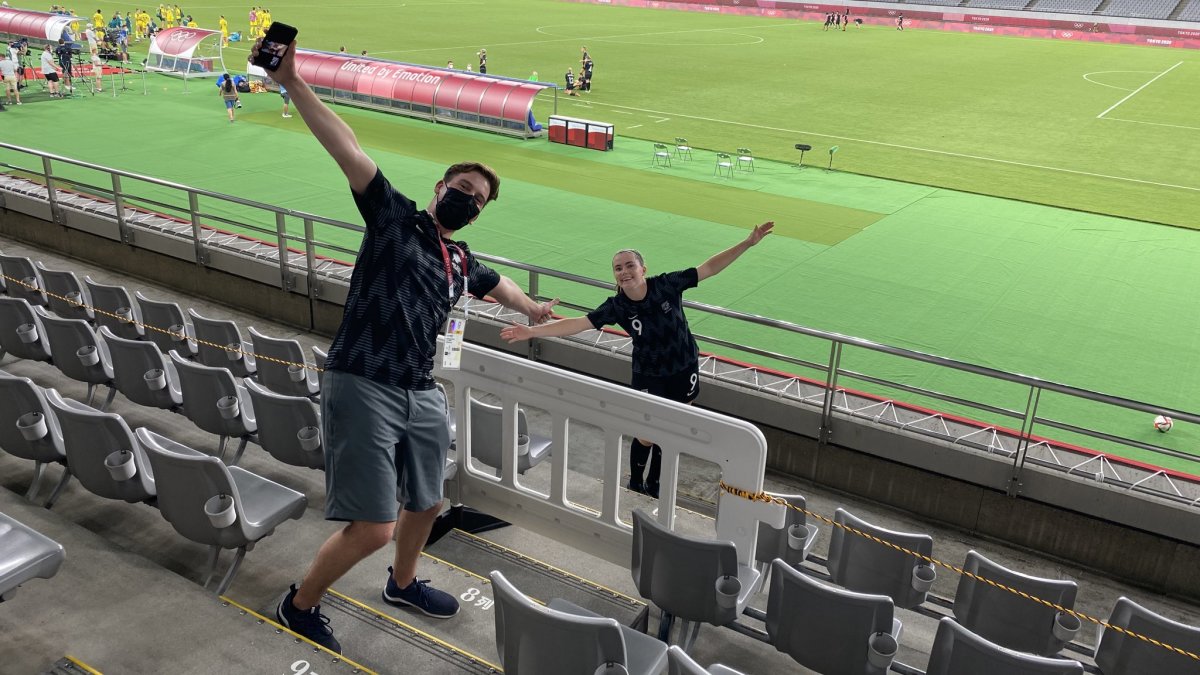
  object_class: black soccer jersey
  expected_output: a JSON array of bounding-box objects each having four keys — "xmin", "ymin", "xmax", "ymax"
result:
[
  {"xmin": 587, "ymin": 269, "xmax": 700, "ymax": 377},
  {"xmin": 325, "ymin": 169, "xmax": 500, "ymax": 390}
]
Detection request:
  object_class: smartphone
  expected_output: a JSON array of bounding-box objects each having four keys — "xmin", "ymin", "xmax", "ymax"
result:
[{"xmin": 252, "ymin": 22, "xmax": 298, "ymax": 71}]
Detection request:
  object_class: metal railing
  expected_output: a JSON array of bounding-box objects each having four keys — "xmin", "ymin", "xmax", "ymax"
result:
[{"xmin": 2, "ymin": 141, "xmax": 1198, "ymax": 500}]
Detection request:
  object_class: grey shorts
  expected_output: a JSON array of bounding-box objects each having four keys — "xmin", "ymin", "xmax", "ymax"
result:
[{"xmin": 320, "ymin": 369, "xmax": 451, "ymax": 521}]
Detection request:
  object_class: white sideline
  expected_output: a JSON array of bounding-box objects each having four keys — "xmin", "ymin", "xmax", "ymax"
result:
[{"xmin": 1096, "ymin": 61, "xmax": 1182, "ymax": 120}]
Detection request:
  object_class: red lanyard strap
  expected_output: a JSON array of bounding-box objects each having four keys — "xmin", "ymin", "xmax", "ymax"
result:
[{"xmin": 438, "ymin": 238, "xmax": 469, "ymax": 299}]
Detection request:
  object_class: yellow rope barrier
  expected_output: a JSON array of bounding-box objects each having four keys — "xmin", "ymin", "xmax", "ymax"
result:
[
  {"xmin": 718, "ymin": 480, "xmax": 1200, "ymax": 661},
  {"xmin": 3, "ymin": 273, "xmax": 323, "ymax": 373}
]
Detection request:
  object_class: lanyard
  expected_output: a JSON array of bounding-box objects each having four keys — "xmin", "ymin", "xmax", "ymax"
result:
[{"xmin": 438, "ymin": 238, "xmax": 469, "ymax": 301}]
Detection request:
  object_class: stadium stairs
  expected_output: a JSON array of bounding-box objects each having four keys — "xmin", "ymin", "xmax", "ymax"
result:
[{"xmin": 3, "ymin": 238, "xmax": 1200, "ymax": 673}]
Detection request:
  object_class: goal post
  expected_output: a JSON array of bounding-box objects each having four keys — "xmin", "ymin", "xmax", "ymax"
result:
[{"xmin": 146, "ymin": 26, "xmax": 226, "ymax": 90}]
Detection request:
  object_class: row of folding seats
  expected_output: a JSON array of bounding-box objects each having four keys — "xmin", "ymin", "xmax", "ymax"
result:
[
  {"xmin": 0, "ymin": 252, "xmax": 323, "ymax": 399},
  {"xmin": 0, "ymin": 369, "xmax": 307, "ymax": 595},
  {"xmin": 637, "ymin": 502, "xmax": 1200, "ymax": 674}
]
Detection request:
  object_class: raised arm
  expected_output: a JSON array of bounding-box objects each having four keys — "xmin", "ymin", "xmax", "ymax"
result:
[
  {"xmin": 252, "ymin": 38, "xmax": 377, "ymax": 193},
  {"xmin": 696, "ymin": 221, "xmax": 774, "ymax": 282},
  {"xmin": 500, "ymin": 316, "xmax": 594, "ymax": 343},
  {"xmin": 486, "ymin": 276, "xmax": 560, "ymax": 325}
]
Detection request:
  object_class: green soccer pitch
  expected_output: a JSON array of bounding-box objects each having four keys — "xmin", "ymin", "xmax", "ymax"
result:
[{"xmin": 3, "ymin": 0, "xmax": 1198, "ymax": 471}]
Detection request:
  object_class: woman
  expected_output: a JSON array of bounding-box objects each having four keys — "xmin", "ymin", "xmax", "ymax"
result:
[
  {"xmin": 501, "ymin": 222, "xmax": 774, "ymax": 498},
  {"xmin": 219, "ymin": 73, "xmax": 239, "ymax": 122}
]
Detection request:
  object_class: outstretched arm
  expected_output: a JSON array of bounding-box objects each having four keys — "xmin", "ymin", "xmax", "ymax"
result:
[
  {"xmin": 251, "ymin": 38, "xmax": 377, "ymax": 193},
  {"xmin": 500, "ymin": 316, "xmax": 594, "ymax": 343},
  {"xmin": 486, "ymin": 276, "xmax": 560, "ymax": 325},
  {"xmin": 696, "ymin": 221, "xmax": 774, "ymax": 282}
]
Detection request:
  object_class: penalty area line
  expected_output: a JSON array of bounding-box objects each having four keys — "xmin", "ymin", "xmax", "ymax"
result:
[{"xmin": 1096, "ymin": 61, "xmax": 1182, "ymax": 120}]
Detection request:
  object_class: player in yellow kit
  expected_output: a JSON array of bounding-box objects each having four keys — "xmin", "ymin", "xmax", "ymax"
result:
[{"xmin": 218, "ymin": 15, "xmax": 228, "ymax": 45}]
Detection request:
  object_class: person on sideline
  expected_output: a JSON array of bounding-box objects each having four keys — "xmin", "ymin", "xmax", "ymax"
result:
[
  {"xmin": 501, "ymin": 222, "xmax": 774, "ymax": 498},
  {"xmin": 278, "ymin": 80, "xmax": 291, "ymax": 117},
  {"xmin": 41, "ymin": 44, "xmax": 61, "ymax": 97},
  {"xmin": 218, "ymin": 14, "xmax": 229, "ymax": 46},
  {"xmin": 0, "ymin": 50, "xmax": 20, "ymax": 105},
  {"xmin": 251, "ymin": 34, "xmax": 558, "ymax": 654},
  {"xmin": 219, "ymin": 72, "xmax": 239, "ymax": 122}
]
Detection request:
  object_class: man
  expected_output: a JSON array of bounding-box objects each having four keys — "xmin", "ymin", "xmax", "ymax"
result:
[
  {"xmin": 0, "ymin": 49, "xmax": 20, "ymax": 105},
  {"xmin": 477, "ymin": 48, "xmax": 486, "ymax": 74},
  {"xmin": 41, "ymin": 44, "xmax": 61, "ymax": 97},
  {"xmin": 251, "ymin": 34, "xmax": 558, "ymax": 655},
  {"xmin": 55, "ymin": 38, "xmax": 73, "ymax": 91},
  {"xmin": 897, "ymin": 13, "xmax": 905, "ymax": 30},
  {"xmin": 218, "ymin": 14, "xmax": 228, "ymax": 46}
]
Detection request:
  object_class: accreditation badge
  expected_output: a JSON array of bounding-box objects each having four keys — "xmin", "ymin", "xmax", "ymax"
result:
[{"xmin": 442, "ymin": 316, "xmax": 466, "ymax": 370}]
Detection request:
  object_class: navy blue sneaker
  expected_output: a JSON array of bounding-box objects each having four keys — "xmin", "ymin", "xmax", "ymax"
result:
[
  {"xmin": 382, "ymin": 566, "xmax": 460, "ymax": 618},
  {"xmin": 276, "ymin": 584, "xmax": 342, "ymax": 654},
  {"xmin": 628, "ymin": 479, "xmax": 646, "ymax": 494}
]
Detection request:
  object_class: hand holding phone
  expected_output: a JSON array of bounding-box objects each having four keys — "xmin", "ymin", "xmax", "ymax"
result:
[{"xmin": 251, "ymin": 22, "xmax": 297, "ymax": 71}]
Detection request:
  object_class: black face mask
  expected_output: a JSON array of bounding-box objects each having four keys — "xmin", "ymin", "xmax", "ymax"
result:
[{"xmin": 434, "ymin": 186, "xmax": 481, "ymax": 231}]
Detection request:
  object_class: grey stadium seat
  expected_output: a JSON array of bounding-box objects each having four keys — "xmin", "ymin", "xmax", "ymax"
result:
[
  {"xmin": 490, "ymin": 569, "xmax": 668, "ymax": 675},
  {"xmin": 954, "ymin": 550, "xmax": 1081, "ymax": 657},
  {"xmin": 0, "ymin": 512, "xmax": 65, "ymax": 601},
  {"xmin": 36, "ymin": 262, "xmax": 94, "ymax": 322},
  {"xmin": 246, "ymin": 326, "xmax": 319, "ymax": 398},
  {"xmin": 0, "ymin": 253, "xmax": 47, "ymax": 306},
  {"xmin": 766, "ymin": 559, "xmax": 902, "ymax": 675},
  {"xmin": 169, "ymin": 351, "xmax": 257, "ymax": 465},
  {"xmin": 827, "ymin": 507, "xmax": 936, "ymax": 610},
  {"xmin": 630, "ymin": 508, "xmax": 759, "ymax": 653},
  {"xmin": 243, "ymin": 378, "xmax": 324, "ymax": 470},
  {"xmin": 135, "ymin": 427, "xmax": 306, "ymax": 595},
  {"xmin": 45, "ymin": 388, "xmax": 157, "ymax": 504},
  {"xmin": 0, "ymin": 297, "xmax": 53, "ymax": 363},
  {"xmin": 35, "ymin": 306, "xmax": 116, "ymax": 411},
  {"xmin": 84, "ymin": 276, "xmax": 144, "ymax": 341},
  {"xmin": 100, "ymin": 326, "xmax": 183, "ymax": 411},
  {"xmin": 134, "ymin": 291, "xmax": 197, "ymax": 357},
  {"xmin": 926, "ymin": 618, "xmax": 1084, "ymax": 675},
  {"xmin": 468, "ymin": 395, "xmax": 551, "ymax": 475},
  {"xmin": 0, "ymin": 370, "xmax": 72, "ymax": 507},
  {"xmin": 1095, "ymin": 596, "xmax": 1200, "ymax": 675},
  {"xmin": 311, "ymin": 345, "xmax": 327, "ymax": 371},
  {"xmin": 754, "ymin": 491, "xmax": 819, "ymax": 587},
  {"xmin": 187, "ymin": 308, "xmax": 257, "ymax": 378}
]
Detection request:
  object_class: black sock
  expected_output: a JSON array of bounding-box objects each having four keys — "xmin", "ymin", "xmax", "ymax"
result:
[
  {"xmin": 645, "ymin": 445, "xmax": 662, "ymax": 498},
  {"xmin": 629, "ymin": 438, "xmax": 652, "ymax": 485}
]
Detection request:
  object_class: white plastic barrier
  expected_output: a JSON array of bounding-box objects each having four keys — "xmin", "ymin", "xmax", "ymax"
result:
[{"xmin": 436, "ymin": 341, "xmax": 786, "ymax": 568}]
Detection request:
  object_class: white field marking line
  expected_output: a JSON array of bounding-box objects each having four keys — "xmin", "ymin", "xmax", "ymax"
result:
[
  {"xmin": 610, "ymin": 110, "xmax": 633, "ymax": 114},
  {"xmin": 1097, "ymin": 61, "xmax": 1182, "ymax": 119},
  {"xmin": 370, "ymin": 21, "xmax": 797, "ymax": 55},
  {"xmin": 627, "ymin": 124, "xmax": 643, "ymax": 129},
  {"xmin": 1081, "ymin": 70, "xmax": 1158, "ymax": 91},
  {"xmin": 1102, "ymin": 117, "xmax": 1200, "ymax": 132},
  {"xmin": 652, "ymin": 117, "xmax": 671, "ymax": 123},
  {"xmin": 581, "ymin": 99, "xmax": 1200, "ymax": 193}
]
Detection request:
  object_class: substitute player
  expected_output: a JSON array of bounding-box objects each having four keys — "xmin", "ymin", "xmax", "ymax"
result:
[{"xmin": 501, "ymin": 222, "xmax": 774, "ymax": 498}]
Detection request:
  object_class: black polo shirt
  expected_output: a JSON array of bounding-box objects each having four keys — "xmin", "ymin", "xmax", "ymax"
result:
[
  {"xmin": 325, "ymin": 169, "xmax": 501, "ymax": 390},
  {"xmin": 587, "ymin": 269, "xmax": 700, "ymax": 377}
]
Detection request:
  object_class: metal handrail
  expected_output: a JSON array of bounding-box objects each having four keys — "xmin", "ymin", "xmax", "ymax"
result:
[{"xmin": 2, "ymin": 140, "xmax": 1197, "ymax": 488}]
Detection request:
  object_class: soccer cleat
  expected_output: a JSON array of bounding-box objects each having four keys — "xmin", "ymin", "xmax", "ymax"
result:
[
  {"xmin": 275, "ymin": 584, "xmax": 342, "ymax": 654},
  {"xmin": 382, "ymin": 566, "xmax": 460, "ymax": 618}
]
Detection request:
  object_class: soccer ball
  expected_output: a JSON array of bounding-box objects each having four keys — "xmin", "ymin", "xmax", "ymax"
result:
[{"xmin": 1153, "ymin": 415, "xmax": 1173, "ymax": 433}]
